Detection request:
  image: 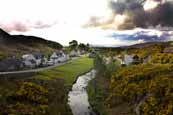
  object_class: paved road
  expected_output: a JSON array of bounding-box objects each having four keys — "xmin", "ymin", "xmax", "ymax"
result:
[{"xmin": 0, "ymin": 57, "xmax": 79, "ymax": 75}]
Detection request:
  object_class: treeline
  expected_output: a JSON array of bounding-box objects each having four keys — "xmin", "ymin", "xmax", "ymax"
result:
[{"xmin": 69, "ymin": 40, "xmax": 90, "ymax": 51}]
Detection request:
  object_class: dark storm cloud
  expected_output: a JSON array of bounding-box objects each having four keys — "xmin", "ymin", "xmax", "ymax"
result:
[
  {"xmin": 86, "ymin": 0, "xmax": 173, "ymax": 29},
  {"xmin": 109, "ymin": 0, "xmax": 173, "ymax": 28},
  {"xmin": 148, "ymin": 2, "xmax": 173, "ymax": 27},
  {"xmin": 109, "ymin": 0, "xmax": 145, "ymax": 14}
]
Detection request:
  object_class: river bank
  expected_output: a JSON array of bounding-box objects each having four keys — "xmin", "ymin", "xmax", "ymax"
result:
[
  {"xmin": 87, "ymin": 74, "xmax": 135, "ymax": 115},
  {"xmin": 86, "ymin": 54, "xmax": 135, "ymax": 115},
  {"xmin": 87, "ymin": 72, "xmax": 110, "ymax": 115},
  {"xmin": 0, "ymin": 56, "xmax": 93, "ymax": 115}
]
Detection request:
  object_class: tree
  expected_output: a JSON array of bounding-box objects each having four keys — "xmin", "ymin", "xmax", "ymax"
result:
[
  {"xmin": 78, "ymin": 43, "xmax": 90, "ymax": 51},
  {"xmin": 78, "ymin": 43, "xmax": 86, "ymax": 51},
  {"xmin": 86, "ymin": 43, "xmax": 90, "ymax": 47},
  {"xmin": 132, "ymin": 54, "xmax": 140, "ymax": 64},
  {"xmin": 133, "ymin": 55, "xmax": 139, "ymax": 60},
  {"xmin": 69, "ymin": 40, "xmax": 78, "ymax": 51},
  {"xmin": 86, "ymin": 43, "xmax": 90, "ymax": 51}
]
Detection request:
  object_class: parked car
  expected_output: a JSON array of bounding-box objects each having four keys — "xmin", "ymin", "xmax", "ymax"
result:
[{"xmin": 47, "ymin": 61, "xmax": 54, "ymax": 66}]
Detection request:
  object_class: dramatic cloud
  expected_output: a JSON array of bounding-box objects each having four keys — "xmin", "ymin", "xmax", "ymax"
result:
[
  {"xmin": 86, "ymin": 0, "xmax": 173, "ymax": 30},
  {"xmin": 148, "ymin": 1, "xmax": 173, "ymax": 27},
  {"xmin": 109, "ymin": 0, "xmax": 145, "ymax": 14}
]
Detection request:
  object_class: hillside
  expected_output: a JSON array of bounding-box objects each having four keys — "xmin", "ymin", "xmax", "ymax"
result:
[
  {"xmin": 125, "ymin": 41, "xmax": 173, "ymax": 49},
  {"xmin": 0, "ymin": 28, "xmax": 62, "ymax": 58}
]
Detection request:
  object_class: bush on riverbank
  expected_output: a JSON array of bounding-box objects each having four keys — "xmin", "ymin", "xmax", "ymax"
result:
[{"xmin": 88, "ymin": 54, "xmax": 121, "ymax": 115}]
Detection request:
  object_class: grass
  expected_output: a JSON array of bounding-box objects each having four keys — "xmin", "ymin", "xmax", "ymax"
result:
[{"xmin": 33, "ymin": 56, "xmax": 93, "ymax": 88}]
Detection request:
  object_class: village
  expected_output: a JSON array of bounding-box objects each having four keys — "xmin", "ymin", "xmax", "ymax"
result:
[
  {"xmin": 102, "ymin": 43, "xmax": 173, "ymax": 67},
  {"xmin": 0, "ymin": 49, "xmax": 87, "ymax": 72}
]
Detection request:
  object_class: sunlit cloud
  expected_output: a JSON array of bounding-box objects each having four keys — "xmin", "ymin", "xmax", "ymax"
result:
[{"xmin": 144, "ymin": 0, "xmax": 160, "ymax": 11}]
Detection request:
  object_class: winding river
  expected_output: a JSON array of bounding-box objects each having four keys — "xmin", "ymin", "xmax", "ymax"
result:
[{"xmin": 68, "ymin": 70, "xmax": 96, "ymax": 115}]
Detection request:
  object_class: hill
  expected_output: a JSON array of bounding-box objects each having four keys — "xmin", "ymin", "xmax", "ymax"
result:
[
  {"xmin": 0, "ymin": 28, "xmax": 62, "ymax": 58},
  {"xmin": 125, "ymin": 41, "xmax": 170, "ymax": 49}
]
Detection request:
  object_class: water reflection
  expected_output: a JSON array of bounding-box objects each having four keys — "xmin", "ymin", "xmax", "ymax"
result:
[{"xmin": 68, "ymin": 70, "xmax": 96, "ymax": 115}]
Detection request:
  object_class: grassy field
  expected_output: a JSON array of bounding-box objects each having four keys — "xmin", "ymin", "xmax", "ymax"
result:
[
  {"xmin": 0, "ymin": 56, "xmax": 93, "ymax": 115},
  {"xmin": 34, "ymin": 56, "xmax": 94, "ymax": 88}
]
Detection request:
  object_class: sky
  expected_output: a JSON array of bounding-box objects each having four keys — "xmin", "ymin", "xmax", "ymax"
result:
[{"xmin": 0, "ymin": 0, "xmax": 173, "ymax": 47}]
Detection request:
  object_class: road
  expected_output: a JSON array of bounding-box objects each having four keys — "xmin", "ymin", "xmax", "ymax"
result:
[{"xmin": 0, "ymin": 57, "xmax": 78, "ymax": 76}]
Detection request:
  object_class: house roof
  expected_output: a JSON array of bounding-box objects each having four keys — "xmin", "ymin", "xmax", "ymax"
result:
[
  {"xmin": 164, "ymin": 47, "xmax": 173, "ymax": 53},
  {"xmin": 50, "ymin": 52, "xmax": 58, "ymax": 58},
  {"xmin": 22, "ymin": 54, "xmax": 34, "ymax": 59},
  {"xmin": 33, "ymin": 53, "xmax": 44, "ymax": 59}
]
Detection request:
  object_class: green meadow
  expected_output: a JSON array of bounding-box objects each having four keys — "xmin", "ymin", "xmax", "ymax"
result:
[{"xmin": 34, "ymin": 56, "xmax": 93, "ymax": 88}]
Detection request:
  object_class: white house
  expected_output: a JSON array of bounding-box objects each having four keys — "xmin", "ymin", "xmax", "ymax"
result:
[
  {"xmin": 22, "ymin": 54, "xmax": 37, "ymax": 68},
  {"xmin": 69, "ymin": 50, "xmax": 80, "ymax": 57},
  {"xmin": 50, "ymin": 51, "xmax": 70, "ymax": 64},
  {"xmin": 50, "ymin": 52, "xmax": 59, "ymax": 64},
  {"xmin": 79, "ymin": 50, "xmax": 86, "ymax": 55},
  {"xmin": 124, "ymin": 54, "xmax": 134, "ymax": 65},
  {"xmin": 57, "ymin": 52, "xmax": 70, "ymax": 62},
  {"xmin": 63, "ymin": 51, "xmax": 70, "ymax": 60},
  {"xmin": 115, "ymin": 55, "xmax": 124, "ymax": 65},
  {"xmin": 22, "ymin": 53, "xmax": 46, "ymax": 68},
  {"xmin": 115, "ymin": 54, "xmax": 134, "ymax": 65},
  {"xmin": 33, "ymin": 53, "xmax": 45, "ymax": 66}
]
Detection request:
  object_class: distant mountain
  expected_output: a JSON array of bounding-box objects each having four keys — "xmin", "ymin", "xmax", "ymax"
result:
[
  {"xmin": 125, "ymin": 41, "xmax": 171, "ymax": 49},
  {"xmin": 0, "ymin": 28, "xmax": 63, "ymax": 58}
]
